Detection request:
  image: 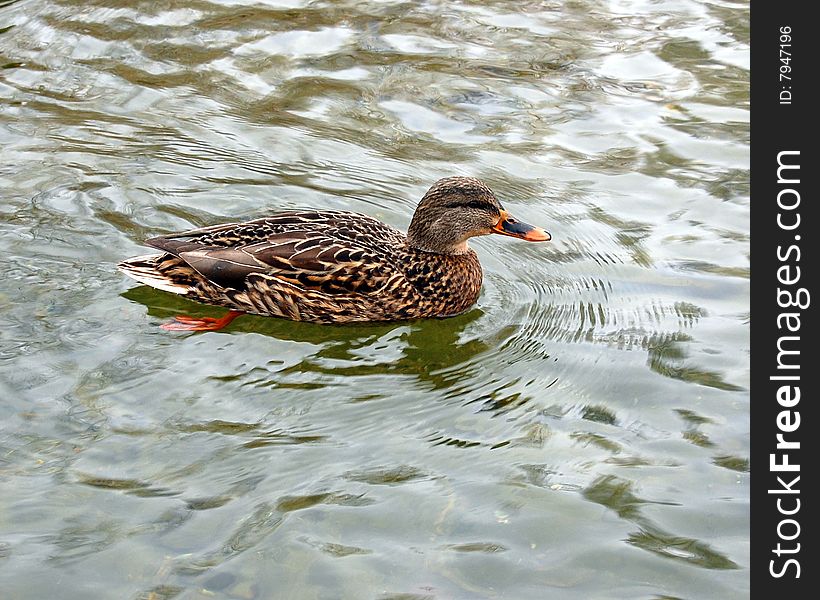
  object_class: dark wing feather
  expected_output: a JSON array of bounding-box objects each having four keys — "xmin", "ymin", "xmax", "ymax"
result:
[
  {"xmin": 177, "ymin": 247, "xmax": 267, "ymax": 289},
  {"xmin": 144, "ymin": 211, "xmax": 406, "ymax": 295}
]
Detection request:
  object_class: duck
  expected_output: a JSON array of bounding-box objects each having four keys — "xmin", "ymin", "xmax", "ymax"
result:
[{"xmin": 118, "ymin": 176, "xmax": 551, "ymax": 331}]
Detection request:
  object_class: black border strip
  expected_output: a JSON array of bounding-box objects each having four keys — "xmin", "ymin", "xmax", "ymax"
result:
[{"xmin": 752, "ymin": 4, "xmax": 815, "ymax": 595}]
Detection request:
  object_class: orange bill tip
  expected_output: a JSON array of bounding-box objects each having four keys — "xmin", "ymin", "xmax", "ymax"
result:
[{"xmin": 491, "ymin": 210, "xmax": 551, "ymax": 242}]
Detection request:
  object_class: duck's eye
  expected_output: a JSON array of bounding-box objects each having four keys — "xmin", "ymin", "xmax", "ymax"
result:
[{"xmin": 465, "ymin": 200, "xmax": 492, "ymax": 211}]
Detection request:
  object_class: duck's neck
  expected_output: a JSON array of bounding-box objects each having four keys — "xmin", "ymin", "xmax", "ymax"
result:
[
  {"xmin": 406, "ymin": 214, "xmax": 476, "ymax": 255},
  {"xmin": 406, "ymin": 238, "xmax": 471, "ymax": 256}
]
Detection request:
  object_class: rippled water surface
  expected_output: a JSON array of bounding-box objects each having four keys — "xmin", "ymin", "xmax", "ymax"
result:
[{"xmin": 1, "ymin": 0, "xmax": 749, "ymax": 598}]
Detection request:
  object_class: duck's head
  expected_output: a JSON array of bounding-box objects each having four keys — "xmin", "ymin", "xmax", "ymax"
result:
[{"xmin": 407, "ymin": 176, "xmax": 551, "ymax": 255}]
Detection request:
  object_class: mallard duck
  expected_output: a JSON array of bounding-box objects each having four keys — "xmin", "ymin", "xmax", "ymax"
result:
[{"xmin": 118, "ymin": 176, "xmax": 550, "ymax": 330}]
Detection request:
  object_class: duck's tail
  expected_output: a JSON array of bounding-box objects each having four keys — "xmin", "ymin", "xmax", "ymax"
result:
[{"xmin": 117, "ymin": 253, "xmax": 191, "ymax": 295}]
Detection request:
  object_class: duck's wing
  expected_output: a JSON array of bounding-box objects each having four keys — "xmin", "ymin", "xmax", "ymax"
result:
[{"xmin": 144, "ymin": 211, "xmax": 407, "ymax": 295}]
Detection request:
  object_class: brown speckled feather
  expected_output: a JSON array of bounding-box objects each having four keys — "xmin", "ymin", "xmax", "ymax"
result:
[{"xmin": 119, "ymin": 210, "xmax": 483, "ymax": 323}]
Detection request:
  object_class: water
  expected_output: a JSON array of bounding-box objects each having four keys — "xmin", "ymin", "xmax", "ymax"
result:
[{"xmin": 0, "ymin": 0, "xmax": 749, "ymax": 598}]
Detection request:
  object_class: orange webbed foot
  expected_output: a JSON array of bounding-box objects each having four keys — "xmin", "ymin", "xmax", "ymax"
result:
[{"xmin": 160, "ymin": 311, "xmax": 244, "ymax": 332}]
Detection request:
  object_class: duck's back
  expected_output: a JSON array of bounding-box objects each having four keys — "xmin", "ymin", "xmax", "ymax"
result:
[{"xmin": 161, "ymin": 210, "xmax": 406, "ymax": 254}]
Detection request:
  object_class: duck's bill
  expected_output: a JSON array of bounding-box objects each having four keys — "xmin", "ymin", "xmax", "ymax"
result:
[{"xmin": 492, "ymin": 210, "xmax": 551, "ymax": 242}]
